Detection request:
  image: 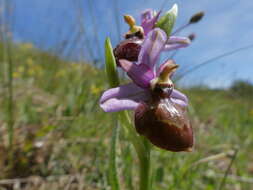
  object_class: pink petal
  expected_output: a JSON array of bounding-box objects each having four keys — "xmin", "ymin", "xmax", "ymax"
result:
[
  {"xmin": 164, "ymin": 36, "xmax": 191, "ymax": 51},
  {"xmin": 119, "ymin": 59, "xmax": 155, "ymax": 89},
  {"xmin": 167, "ymin": 36, "xmax": 191, "ymax": 44},
  {"xmin": 170, "ymin": 89, "xmax": 188, "ymax": 107},
  {"xmin": 141, "ymin": 10, "xmax": 161, "ymax": 35},
  {"xmin": 100, "ymin": 83, "xmax": 150, "ymax": 112},
  {"xmin": 138, "ymin": 28, "xmax": 167, "ymax": 69}
]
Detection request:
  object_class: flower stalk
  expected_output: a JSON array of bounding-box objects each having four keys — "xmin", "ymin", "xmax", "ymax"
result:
[
  {"xmin": 105, "ymin": 37, "xmax": 152, "ymax": 190},
  {"xmin": 108, "ymin": 116, "xmax": 120, "ymax": 190},
  {"xmin": 139, "ymin": 137, "xmax": 151, "ymax": 190}
]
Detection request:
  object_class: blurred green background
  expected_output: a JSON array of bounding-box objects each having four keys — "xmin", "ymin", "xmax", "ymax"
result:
[{"xmin": 0, "ymin": 0, "xmax": 253, "ymax": 190}]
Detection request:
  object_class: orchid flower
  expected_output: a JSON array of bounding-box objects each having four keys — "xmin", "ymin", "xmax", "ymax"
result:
[
  {"xmin": 114, "ymin": 8, "xmax": 191, "ymax": 64},
  {"xmin": 101, "ymin": 29, "xmax": 186, "ymax": 111},
  {"xmin": 101, "ymin": 6, "xmax": 205, "ymax": 190},
  {"xmin": 100, "ymin": 28, "xmax": 193, "ymax": 152}
]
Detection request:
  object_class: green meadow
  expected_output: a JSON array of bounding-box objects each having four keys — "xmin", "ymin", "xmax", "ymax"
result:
[{"xmin": 0, "ymin": 43, "xmax": 252, "ymax": 190}]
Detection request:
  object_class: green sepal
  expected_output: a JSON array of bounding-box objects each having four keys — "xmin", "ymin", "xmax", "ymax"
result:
[
  {"xmin": 155, "ymin": 4, "xmax": 178, "ymax": 37},
  {"xmin": 105, "ymin": 37, "xmax": 120, "ymax": 88}
]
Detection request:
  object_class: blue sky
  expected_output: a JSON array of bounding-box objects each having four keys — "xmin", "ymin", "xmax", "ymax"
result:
[{"xmin": 9, "ymin": 0, "xmax": 253, "ymax": 88}]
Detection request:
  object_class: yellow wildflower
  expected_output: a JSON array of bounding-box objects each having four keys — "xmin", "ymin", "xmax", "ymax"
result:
[
  {"xmin": 91, "ymin": 84, "xmax": 101, "ymax": 95},
  {"xmin": 13, "ymin": 72, "xmax": 21, "ymax": 79},
  {"xmin": 250, "ymin": 109, "xmax": 253, "ymax": 117},
  {"xmin": 26, "ymin": 58, "xmax": 34, "ymax": 66},
  {"xmin": 17, "ymin": 66, "xmax": 25, "ymax": 73}
]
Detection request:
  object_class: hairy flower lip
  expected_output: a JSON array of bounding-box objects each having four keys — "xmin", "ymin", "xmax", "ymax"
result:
[
  {"xmin": 113, "ymin": 38, "xmax": 143, "ymax": 64},
  {"xmin": 134, "ymin": 99, "xmax": 193, "ymax": 152},
  {"xmin": 114, "ymin": 25, "xmax": 191, "ymax": 67}
]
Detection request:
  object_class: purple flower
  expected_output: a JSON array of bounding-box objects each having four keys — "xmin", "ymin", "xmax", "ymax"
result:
[
  {"xmin": 100, "ymin": 28, "xmax": 193, "ymax": 152},
  {"xmin": 114, "ymin": 11, "xmax": 191, "ymax": 64}
]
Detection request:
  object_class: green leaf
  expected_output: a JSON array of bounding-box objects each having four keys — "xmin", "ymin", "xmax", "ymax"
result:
[
  {"xmin": 105, "ymin": 37, "xmax": 120, "ymax": 190},
  {"xmin": 105, "ymin": 37, "xmax": 120, "ymax": 88},
  {"xmin": 155, "ymin": 4, "xmax": 178, "ymax": 37},
  {"xmin": 108, "ymin": 116, "xmax": 120, "ymax": 190}
]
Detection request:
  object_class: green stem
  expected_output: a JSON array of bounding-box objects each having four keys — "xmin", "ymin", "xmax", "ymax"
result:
[
  {"xmin": 108, "ymin": 115, "xmax": 120, "ymax": 190},
  {"xmin": 139, "ymin": 137, "xmax": 151, "ymax": 190},
  {"xmin": 119, "ymin": 112, "xmax": 146, "ymax": 159},
  {"xmin": 119, "ymin": 112, "xmax": 151, "ymax": 190}
]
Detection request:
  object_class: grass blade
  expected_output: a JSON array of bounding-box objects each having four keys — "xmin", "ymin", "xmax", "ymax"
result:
[{"xmin": 108, "ymin": 116, "xmax": 120, "ymax": 190}]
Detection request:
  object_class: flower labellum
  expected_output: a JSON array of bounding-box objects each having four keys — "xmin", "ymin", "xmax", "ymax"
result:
[
  {"xmin": 113, "ymin": 14, "xmax": 145, "ymax": 65},
  {"xmin": 135, "ymin": 63, "xmax": 193, "ymax": 152},
  {"xmin": 134, "ymin": 100, "xmax": 193, "ymax": 152},
  {"xmin": 114, "ymin": 37, "xmax": 143, "ymax": 64}
]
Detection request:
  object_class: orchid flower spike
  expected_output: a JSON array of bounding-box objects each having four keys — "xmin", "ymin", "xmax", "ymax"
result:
[{"xmin": 100, "ymin": 28, "xmax": 193, "ymax": 152}]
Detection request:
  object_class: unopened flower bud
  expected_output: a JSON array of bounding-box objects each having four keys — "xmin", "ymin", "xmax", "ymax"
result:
[
  {"xmin": 188, "ymin": 33, "xmax": 196, "ymax": 41},
  {"xmin": 189, "ymin": 12, "xmax": 204, "ymax": 24}
]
